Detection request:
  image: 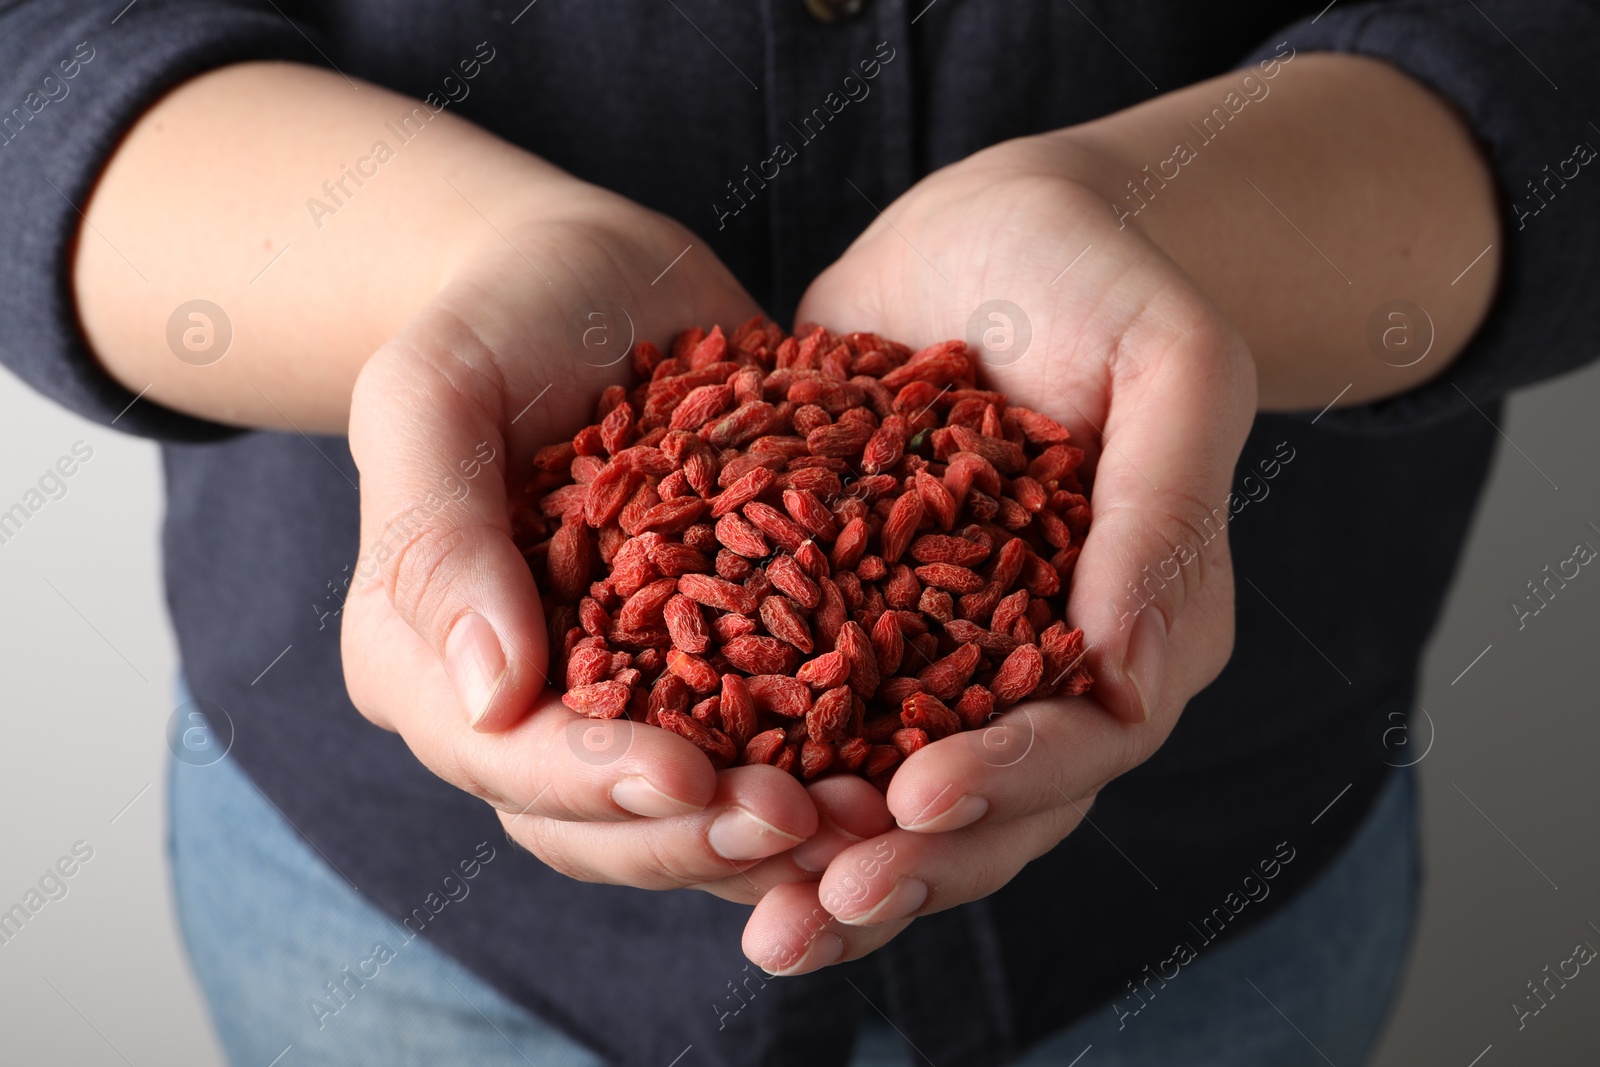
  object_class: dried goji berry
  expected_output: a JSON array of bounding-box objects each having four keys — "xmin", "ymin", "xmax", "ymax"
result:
[
  {"xmin": 759, "ymin": 595, "xmax": 814, "ymax": 654},
  {"xmin": 900, "ymin": 692, "xmax": 962, "ymax": 740},
  {"xmin": 796, "ymin": 649, "xmax": 850, "ymax": 689},
  {"xmin": 563, "ymin": 680, "xmax": 630, "ymax": 719},
  {"xmin": 663, "ymin": 593, "xmax": 710, "ymax": 654}
]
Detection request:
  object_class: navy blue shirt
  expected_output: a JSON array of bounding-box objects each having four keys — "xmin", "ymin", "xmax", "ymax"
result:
[{"xmin": 4, "ymin": 2, "xmax": 1599, "ymax": 1064}]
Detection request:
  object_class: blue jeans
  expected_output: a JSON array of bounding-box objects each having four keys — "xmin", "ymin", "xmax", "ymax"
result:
[{"xmin": 170, "ymin": 708, "xmax": 1419, "ymax": 1065}]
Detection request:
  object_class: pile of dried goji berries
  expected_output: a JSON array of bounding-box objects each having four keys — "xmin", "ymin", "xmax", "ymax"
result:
[{"xmin": 513, "ymin": 317, "xmax": 1092, "ymax": 790}]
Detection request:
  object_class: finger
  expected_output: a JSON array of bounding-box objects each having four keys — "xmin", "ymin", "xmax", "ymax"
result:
[
  {"xmin": 698, "ymin": 779, "xmax": 899, "ymax": 900},
  {"xmin": 742, "ymin": 880, "xmax": 916, "ymax": 976},
  {"xmin": 343, "ymin": 576, "xmax": 719, "ymax": 819},
  {"xmin": 693, "ymin": 778, "xmax": 895, "ymax": 900},
  {"xmin": 1058, "ymin": 286, "xmax": 1257, "ymax": 725},
  {"xmin": 503, "ymin": 765, "xmax": 819, "ymax": 890},
  {"xmin": 814, "ymin": 808, "xmax": 1080, "ymax": 929},
  {"xmin": 787, "ymin": 775, "xmax": 894, "ymax": 872},
  {"xmin": 348, "ymin": 313, "xmax": 551, "ymax": 733},
  {"xmin": 883, "ymin": 577, "xmax": 1232, "ymax": 828},
  {"xmin": 423, "ymin": 692, "xmax": 731, "ymax": 822},
  {"xmin": 693, "ymin": 855, "xmax": 820, "ymax": 906},
  {"xmin": 881, "ymin": 695, "xmax": 1125, "ymax": 832}
]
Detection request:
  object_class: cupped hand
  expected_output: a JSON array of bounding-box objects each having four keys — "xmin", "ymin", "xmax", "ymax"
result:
[
  {"xmin": 741, "ymin": 135, "xmax": 1258, "ymax": 973},
  {"xmin": 343, "ymin": 187, "xmax": 889, "ymax": 900}
]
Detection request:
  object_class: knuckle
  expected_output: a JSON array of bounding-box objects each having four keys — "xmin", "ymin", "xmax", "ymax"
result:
[
  {"xmin": 431, "ymin": 736, "xmax": 505, "ymax": 805},
  {"xmin": 1140, "ymin": 489, "xmax": 1226, "ymax": 620},
  {"xmin": 637, "ymin": 824, "xmax": 729, "ymax": 890},
  {"xmin": 522, "ymin": 774, "xmax": 601, "ymax": 824},
  {"xmin": 951, "ymin": 852, "xmax": 1010, "ymax": 903},
  {"xmin": 382, "ymin": 521, "xmax": 479, "ymax": 631},
  {"xmin": 503, "ymin": 816, "xmax": 595, "ymax": 884}
]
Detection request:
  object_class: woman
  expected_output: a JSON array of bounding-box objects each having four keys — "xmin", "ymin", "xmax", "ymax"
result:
[{"xmin": 1, "ymin": 1, "xmax": 1593, "ymax": 1064}]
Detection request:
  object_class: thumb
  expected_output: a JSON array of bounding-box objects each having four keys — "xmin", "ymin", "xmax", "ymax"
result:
[
  {"xmin": 1064, "ymin": 316, "xmax": 1257, "ymax": 727},
  {"xmin": 348, "ymin": 332, "xmax": 547, "ymax": 732}
]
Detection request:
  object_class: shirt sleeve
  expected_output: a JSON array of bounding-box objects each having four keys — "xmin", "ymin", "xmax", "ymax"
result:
[
  {"xmin": 1241, "ymin": 0, "xmax": 1600, "ymax": 434},
  {"xmin": 0, "ymin": 0, "xmax": 327, "ymax": 442}
]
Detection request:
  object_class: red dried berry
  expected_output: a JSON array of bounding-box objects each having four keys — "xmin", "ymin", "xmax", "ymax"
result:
[
  {"xmin": 759, "ymin": 595, "xmax": 815, "ymax": 654},
  {"xmin": 796, "ymin": 649, "xmax": 850, "ymax": 689},
  {"xmin": 800, "ymin": 740, "xmax": 836, "ymax": 778},
  {"xmin": 676, "ymin": 572, "xmax": 758, "ymax": 615},
  {"xmin": 658, "ymin": 709, "xmax": 737, "ymax": 765},
  {"xmin": 666, "ymin": 648, "xmax": 720, "ymax": 694},
  {"xmin": 746, "ymin": 674, "xmax": 812, "ymax": 718},
  {"xmin": 715, "ymin": 512, "xmax": 770, "ymax": 558},
  {"xmin": 900, "ymin": 692, "xmax": 962, "ymax": 740},
  {"xmin": 662, "ymin": 594, "xmax": 710, "ymax": 654},
  {"xmin": 547, "ymin": 522, "xmax": 595, "ymax": 602},
  {"xmin": 741, "ymin": 728, "xmax": 787, "ymax": 765},
  {"xmin": 953, "ymin": 685, "xmax": 995, "ymax": 730},
  {"xmin": 992, "ymin": 643, "xmax": 1045, "ymax": 706},
  {"xmin": 916, "ymin": 642, "xmax": 982, "ymax": 700},
  {"xmin": 565, "ymin": 645, "xmax": 611, "ymax": 689},
  {"xmin": 892, "ymin": 727, "xmax": 930, "ymax": 757},
  {"xmin": 765, "ymin": 553, "xmax": 821, "ymax": 608},
  {"xmin": 880, "ymin": 489, "xmax": 924, "ymax": 564},
  {"xmin": 914, "ymin": 562, "xmax": 986, "ymax": 595},
  {"xmin": 710, "ymin": 466, "xmax": 777, "ymax": 518},
  {"xmin": 721, "ymin": 635, "xmax": 800, "ymax": 675},
  {"xmin": 807, "ymin": 686, "xmax": 853, "ymax": 743},
  {"xmin": 563, "ymin": 681, "xmax": 630, "ymax": 719}
]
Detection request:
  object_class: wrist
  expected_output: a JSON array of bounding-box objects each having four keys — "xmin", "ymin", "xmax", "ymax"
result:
[
  {"xmin": 1026, "ymin": 56, "xmax": 1501, "ymax": 411},
  {"xmin": 406, "ymin": 184, "xmax": 762, "ymax": 441}
]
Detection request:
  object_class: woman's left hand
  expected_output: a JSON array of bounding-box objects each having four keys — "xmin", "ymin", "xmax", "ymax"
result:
[{"xmin": 739, "ymin": 135, "xmax": 1258, "ymax": 974}]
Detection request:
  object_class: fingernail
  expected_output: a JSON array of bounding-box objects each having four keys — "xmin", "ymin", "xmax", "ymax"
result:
[
  {"xmin": 1124, "ymin": 607, "xmax": 1167, "ymax": 723},
  {"xmin": 897, "ymin": 793, "xmax": 988, "ymax": 832},
  {"xmin": 837, "ymin": 877, "xmax": 929, "ymax": 926},
  {"xmin": 708, "ymin": 807, "xmax": 805, "ymax": 861},
  {"xmin": 790, "ymin": 822, "xmax": 862, "ymax": 873},
  {"xmin": 611, "ymin": 776, "xmax": 699, "ymax": 818},
  {"xmin": 770, "ymin": 932, "xmax": 845, "ymax": 976},
  {"xmin": 445, "ymin": 613, "xmax": 507, "ymax": 728},
  {"xmin": 902, "ymin": 793, "xmax": 985, "ymax": 831}
]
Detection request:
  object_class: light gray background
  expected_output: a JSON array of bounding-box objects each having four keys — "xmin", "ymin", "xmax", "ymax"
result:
[{"xmin": 1, "ymin": 356, "xmax": 1596, "ymax": 1065}]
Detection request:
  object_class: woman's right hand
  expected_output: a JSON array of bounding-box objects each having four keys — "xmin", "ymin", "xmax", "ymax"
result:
[
  {"xmin": 343, "ymin": 193, "xmax": 891, "ymax": 902},
  {"xmin": 60, "ymin": 57, "xmax": 887, "ymax": 908}
]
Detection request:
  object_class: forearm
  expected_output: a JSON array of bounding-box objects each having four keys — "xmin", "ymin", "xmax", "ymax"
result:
[
  {"xmin": 1047, "ymin": 52, "xmax": 1501, "ymax": 411},
  {"xmin": 72, "ymin": 62, "xmax": 608, "ymax": 433}
]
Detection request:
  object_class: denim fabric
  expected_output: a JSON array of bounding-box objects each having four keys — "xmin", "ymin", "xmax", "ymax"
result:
[
  {"xmin": 171, "ymin": 705, "xmax": 1418, "ymax": 1066},
  {"xmin": 169, "ymin": 745, "xmax": 608, "ymax": 1067},
  {"xmin": 857, "ymin": 761, "xmax": 1419, "ymax": 1066}
]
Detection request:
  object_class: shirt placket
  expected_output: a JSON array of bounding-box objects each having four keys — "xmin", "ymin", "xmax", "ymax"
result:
[
  {"xmin": 759, "ymin": 0, "xmax": 915, "ymax": 323},
  {"xmin": 752, "ymin": 3, "xmax": 1014, "ymax": 1065}
]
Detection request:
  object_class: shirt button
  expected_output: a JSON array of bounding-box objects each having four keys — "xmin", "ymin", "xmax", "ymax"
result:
[{"xmin": 803, "ymin": 0, "xmax": 867, "ymax": 24}]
